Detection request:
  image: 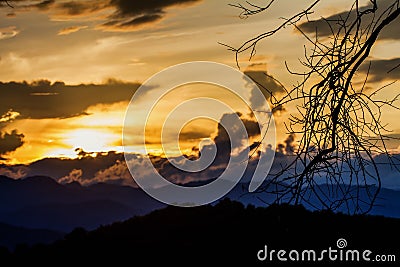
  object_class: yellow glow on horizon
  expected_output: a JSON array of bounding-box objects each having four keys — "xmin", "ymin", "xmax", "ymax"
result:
[
  {"xmin": 63, "ymin": 129, "xmax": 118, "ymax": 152},
  {"xmin": 0, "ymin": 101, "xmax": 128, "ymax": 164}
]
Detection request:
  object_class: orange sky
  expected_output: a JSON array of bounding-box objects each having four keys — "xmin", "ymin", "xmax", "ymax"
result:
[{"xmin": 0, "ymin": 0, "xmax": 399, "ymax": 164}]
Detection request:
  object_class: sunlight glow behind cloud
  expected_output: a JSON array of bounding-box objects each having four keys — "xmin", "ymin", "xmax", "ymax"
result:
[{"xmin": 0, "ymin": 0, "xmax": 398, "ymax": 166}]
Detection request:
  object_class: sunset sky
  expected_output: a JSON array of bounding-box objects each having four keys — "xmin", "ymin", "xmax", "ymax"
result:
[{"xmin": 0, "ymin": 0, "xmax": 399, "ymax": 168}]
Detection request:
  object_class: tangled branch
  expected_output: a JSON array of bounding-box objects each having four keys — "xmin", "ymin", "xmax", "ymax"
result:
[{"xmin": 227, "ymin": 0, "xmax": 400, "ymax": 214}]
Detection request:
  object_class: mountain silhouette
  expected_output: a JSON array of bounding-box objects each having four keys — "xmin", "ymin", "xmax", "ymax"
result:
[
  {"xmin": 0, "ymin": 175, "xmax": 164, "ymax": 231},
  {"xmin": 1, "ymin": 175, "xmax": 400, "ymax": 231},
  {"xmin": 1, "ymin": 174, "xmax": 400, "ymax": 255},
  {"xmin": 4, "ymin": 199, "xmax": 400, "ymax": 264}
]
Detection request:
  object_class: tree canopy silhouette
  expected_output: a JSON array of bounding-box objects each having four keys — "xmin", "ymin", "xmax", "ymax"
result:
[
  {"xmin": 4, "ymin": 200, "xmax": 400, "ymax": 264},
  {"xmin": 223, "ymin": 0, "xmax": 400, "ymax": 214}
]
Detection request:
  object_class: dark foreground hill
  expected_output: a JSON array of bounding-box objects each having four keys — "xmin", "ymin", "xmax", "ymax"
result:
[
  {"xmin": 3, "ymin": 199, "xmax": 399, "ymax": 265},
  {"xmin": 0, "ymin": 223, "xmax": 64, "ymax": 250}
]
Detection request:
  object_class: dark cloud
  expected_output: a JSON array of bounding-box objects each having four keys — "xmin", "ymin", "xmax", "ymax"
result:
[
  {"xmin": 299, "ymin": 0, "xmax": 400, "ymax": 40},
  {"xmin": 243, "ymin": 117, "xmax": 261, "ymax": 138},
  {"xmin": 0, "ymin": 129, "xmax": 24, "ymax": 155},
  {"xmin": 120, "ymin": 14, "xmax": 163, "ymax": 27},
  {"xmin": 210, "ymin": 113, "xmax": 241, "ymax": 167},
  {"xmin": 1, "ymin": 0, "xmax": 201, "ymax": 31},
  {"xmin": 110, "ymin": 0, "xmax": 199, "ymax": 17},
  {"xmin": 276, "ymin": 143, "xmax": 285, "ymax": 155},
  {"xmin": 0, "ymin": 80, "xmax": 141, "ymax": 119},
  {"xmin": 284, "ymin": 133, "xmax": 295, "ymax": 155},
  {"xmin": 276, "ymin": 134, "xmax": 296, "ymax": 155},
  {"xmin": 101, "ymin": 0, "xmax": 201, "ymax": 30},
  {"xmin": 271, "ymin": 104, "xmax": 285, "ymax": 115},
  {"xmin": 101, "ymin": 13, "xmax": 163, "ymax": 29},
  {"xmin": 179, "ymin": 130, "xmax": 212, "ymax": 141},
  {"xmin": 245, "ymin": 64, "xmax": 286, "ymax": 114},
  {"xmin": 210, "ymin": 113, "xmax": 261, "ymax": 164},
  {"xmin": 245, "ymin": 71, "xmax": 286, "ymax": 99},
  {"xmin": 5, "ymin": 0, "xmax": 108, "ymax": 15},
  {"xmin": 54, "ymin": 0, "xmax": 110, "ymax": 16},
  {"xmin": 57, "ymin": 1, "xmax": 99, "ymax": 15},
  {"xmin": 34, "ymin": 0, "xmax": 54, "ymax": 10},
  {"xmin": 359, "ymin": 57, "xmax": 400, "ymax": 82}
]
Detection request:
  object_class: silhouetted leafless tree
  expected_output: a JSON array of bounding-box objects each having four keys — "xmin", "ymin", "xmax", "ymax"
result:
[{"xmin": 224, "ymin": 0, "xmax": 400, "ymax": 214}]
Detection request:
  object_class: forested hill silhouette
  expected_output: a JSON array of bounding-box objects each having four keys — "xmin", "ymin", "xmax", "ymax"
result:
[
  {"xmin": 1, "ymin": 175, "xmax": 399, "ymax": 234},
  {"xmin": 3, "ymin": 199, "xmax": 399, "ymax": 265}
]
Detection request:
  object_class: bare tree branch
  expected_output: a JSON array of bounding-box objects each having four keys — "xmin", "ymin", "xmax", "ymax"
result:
[{"xmin": 228, "ymin": 0, "xmax": 400, "ymax": 214}]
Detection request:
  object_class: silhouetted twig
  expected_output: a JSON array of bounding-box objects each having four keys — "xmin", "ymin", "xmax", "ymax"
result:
[{"xmin": 227, "ymin": 0, "xmax": 400, "ymax": 214}]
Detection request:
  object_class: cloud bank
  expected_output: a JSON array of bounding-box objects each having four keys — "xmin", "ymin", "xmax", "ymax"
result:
[
  {"xmin": 1, "ymin": 0, "xmax": 202, "ymax": 31},
  {"xmin": 0, "ymin": 79, "xmax": 140, "ymax": 119}
]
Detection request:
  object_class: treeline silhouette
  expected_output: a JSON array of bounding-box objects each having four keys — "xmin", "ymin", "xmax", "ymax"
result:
[{"xmin": 1, "ymin": 199, "xmax": 399, "ymax": 265}]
